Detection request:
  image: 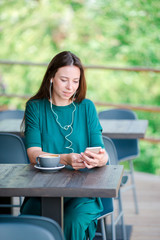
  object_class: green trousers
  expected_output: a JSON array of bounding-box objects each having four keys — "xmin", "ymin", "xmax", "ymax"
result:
[{"xmin": 20, "ymin": 197, "xmax": 103, "ymax": 240}]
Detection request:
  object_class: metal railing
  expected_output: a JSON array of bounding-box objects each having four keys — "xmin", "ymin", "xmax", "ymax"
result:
[
  {"xmin": 0, "ymin": 59, "xmax": 160, "ymax": 72},
  {"xmin": 0, "ymin": 60, "xmax": 160, "ymax": 143}
]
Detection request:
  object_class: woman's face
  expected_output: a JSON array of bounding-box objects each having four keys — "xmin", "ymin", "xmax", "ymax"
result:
[{"xmin": 52, "ymin": 65, "xmax": 80, "ymax": 105}]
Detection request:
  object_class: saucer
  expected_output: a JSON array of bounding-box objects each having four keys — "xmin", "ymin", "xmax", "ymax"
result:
[{"xmin": 34, "ymin": 163, "xmax": 65, "ymax": 172}]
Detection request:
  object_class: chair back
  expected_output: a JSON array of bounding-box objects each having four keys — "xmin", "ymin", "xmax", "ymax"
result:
[
  {"xmin": 99, "ymin": 108, "xmax": 136, "ymax": 120},
  {"xmin": 102, "ymin": 135, "xmax": 118, "ymax": 165},
  {"xmin": 99, "ymin": 109, "xmax": 139, "ymax": 161},
  {"xmin": 0, "ymin": 133, "xmax": 29, "ymax": 164},
  {"xmin": 0, "ymin": 215, "xmax": 64, "ymax": 240},
  {"xmin": 99, "ymin": 136, "xmax": 118, "ymax": 218}
]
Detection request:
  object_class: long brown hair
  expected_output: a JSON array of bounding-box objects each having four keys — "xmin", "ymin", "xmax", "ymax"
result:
[
  {"xmin": 28, "ymin": 51, "xmax": 86, "ymax": 103},
  {"xmin": 21, "ymin": 51, "xmax": 87, "ymax": 132}
]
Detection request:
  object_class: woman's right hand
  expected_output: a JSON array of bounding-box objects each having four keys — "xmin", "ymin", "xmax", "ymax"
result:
[{"xmin": 67, "ymin": 153, "xmax": 86, "ymax": 170}]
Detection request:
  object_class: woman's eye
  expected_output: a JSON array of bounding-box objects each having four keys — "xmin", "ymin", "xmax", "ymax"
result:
[{"xmin": 61, "ymin": 79, "xmax": 67, "ymax": 82}]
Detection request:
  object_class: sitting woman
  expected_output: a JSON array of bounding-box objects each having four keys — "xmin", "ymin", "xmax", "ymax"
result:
[{"xmin": 21, "ymin": 51, "xmax": 108, "ymax": 240}]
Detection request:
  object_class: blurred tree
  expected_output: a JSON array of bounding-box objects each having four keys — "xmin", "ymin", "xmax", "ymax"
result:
[{"xmin": 0, "ymin": 0, "xmax": 160, "ymax": 174}]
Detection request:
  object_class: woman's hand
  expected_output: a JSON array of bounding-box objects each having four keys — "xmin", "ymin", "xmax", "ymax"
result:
[
  {"xmin": 61, "ymin": 153, "xmax": 86, "ymax": 170},
  {"xmin": 68, "ymin": 153, "xmax": 86, "ymax": 170},
  {"xmin": 27, "ymin": 148, "xmax": 86, "ymax": 170},
  {"xmin": 80, "ymin": 148, "xmax": 108, "ymax": 169}
]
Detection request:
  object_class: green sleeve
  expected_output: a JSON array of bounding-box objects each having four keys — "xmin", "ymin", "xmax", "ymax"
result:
[{"xmin": 25, "ymin": 100, "xmax": 41, "ymax": 149}]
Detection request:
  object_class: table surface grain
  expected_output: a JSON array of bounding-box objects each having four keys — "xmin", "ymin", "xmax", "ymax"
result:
[{"xmin": 0, "ymin": 164, "xmax": 123, "ymax": 198}]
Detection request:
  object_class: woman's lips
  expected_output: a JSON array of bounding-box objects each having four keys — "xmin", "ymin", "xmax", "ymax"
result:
[{"xmin": 63, "ymin": 92, "xmax": 73, "ymax": 96}]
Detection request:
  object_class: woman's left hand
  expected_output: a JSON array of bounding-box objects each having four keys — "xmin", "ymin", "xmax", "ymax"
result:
[{"xmin": 80, "ymin": 148, "xmax": 108, "ymax": 169}]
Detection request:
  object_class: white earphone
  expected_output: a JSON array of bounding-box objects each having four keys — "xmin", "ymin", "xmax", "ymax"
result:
[{"xmin": 49, "ymin": 79, "xmax": 76, "ymax": 153}]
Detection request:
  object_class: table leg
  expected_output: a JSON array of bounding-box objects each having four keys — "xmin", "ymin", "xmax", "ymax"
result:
[{"xmin": 41, "ymin": 197, "xmax": 64, "ymax": 230}]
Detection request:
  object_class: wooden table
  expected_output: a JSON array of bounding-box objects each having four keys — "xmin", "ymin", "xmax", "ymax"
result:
[
  {"xmin": 0, "ymin": 119, "xmax": 148, "ymax": 139},
  {"xmin": 0, "ymin": 164, "xmax": 123, "ymax": 228},
  {"xmin": 100, "ymin": 119, "xmax": 148, "ymax": 139}
]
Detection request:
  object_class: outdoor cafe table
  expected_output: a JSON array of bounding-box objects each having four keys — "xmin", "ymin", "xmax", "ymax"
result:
[
  {"xmin": 0, "ymin": 119, "xmax": 148, "ymax": 139},
  {"xmin": 100, "ymin": 119, "xmax": 148, "ymax": 139},
  {"xmin": 0, "ymin": 164, "xmax": 123, "ymax": 229}
]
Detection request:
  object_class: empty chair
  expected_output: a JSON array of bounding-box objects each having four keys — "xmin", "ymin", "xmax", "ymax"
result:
[
  {"xmin": 0, "ymin": 133, "xmax": 29, "ymax": 164},
  {"xmin": 0, "ymin": 215, "xmax": 64, "ymax": 240},
  {"xmin": 0, "ymin": 133, "xmax": 29, "ymax": 212},
  {"xmin": 99, "ymin": 109, "xmax": 139, "ymax": 214},
  {"xmin": 97, "ymin": 136, "xmax": 126, "ymax": 240}
]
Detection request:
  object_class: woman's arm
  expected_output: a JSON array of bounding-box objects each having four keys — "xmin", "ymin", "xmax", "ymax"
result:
[
  {"xmin": 27, "ymin": 147, "xmax": 47, "ymax": 164},
  {"xmin": 27, "ymin": 147, "xmax": 86, "ymax": 170}
]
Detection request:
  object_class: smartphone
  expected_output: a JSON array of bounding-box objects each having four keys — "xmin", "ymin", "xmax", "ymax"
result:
[{"xmin": 85, "ymin": 146, "xmax": 102, "ymax": 154}]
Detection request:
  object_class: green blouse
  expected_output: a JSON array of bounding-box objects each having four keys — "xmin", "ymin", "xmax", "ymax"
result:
[
  {"xmin": 25, "ymin": 98, "xmax": 104, "ymax": 154},
  {"xmin": 24, "ymin": 98, "xmax": 104, "ymax": 240}
]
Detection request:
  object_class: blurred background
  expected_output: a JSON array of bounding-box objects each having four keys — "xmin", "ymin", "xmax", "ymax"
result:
[{"xmin": 0, "ymin": 0, "xmax": 160, "ymax": 175}]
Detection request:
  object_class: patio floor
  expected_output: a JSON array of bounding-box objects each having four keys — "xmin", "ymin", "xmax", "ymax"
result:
[{"xmin": 122, "ymin": 171, "xmax": 160, "ymax": 240}]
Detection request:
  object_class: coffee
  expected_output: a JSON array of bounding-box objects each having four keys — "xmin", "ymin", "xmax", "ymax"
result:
[{"xmin": 39, "ymin": 154, "xmax": 59, "ymax": 158}]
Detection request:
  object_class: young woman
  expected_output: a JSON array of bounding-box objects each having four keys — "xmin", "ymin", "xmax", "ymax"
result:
[{"xmin": 21, "ymin": 51, "xmax": 108, "ymax": 240}]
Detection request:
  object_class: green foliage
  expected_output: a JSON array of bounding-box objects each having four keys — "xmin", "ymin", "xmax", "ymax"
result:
[{"xmin": 0, "ymin": 0, "xmax": 160, "ymax": 174}]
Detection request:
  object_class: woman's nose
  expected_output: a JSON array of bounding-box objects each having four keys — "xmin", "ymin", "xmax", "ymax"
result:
[{"xmin": 66, "ymin": 81, "xmax": 72, "ymax": 89}]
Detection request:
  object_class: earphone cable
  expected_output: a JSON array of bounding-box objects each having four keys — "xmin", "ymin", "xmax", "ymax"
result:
[{"xmin": 49, "ymin": 83, "xmax": 76, "ymax": 152}]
